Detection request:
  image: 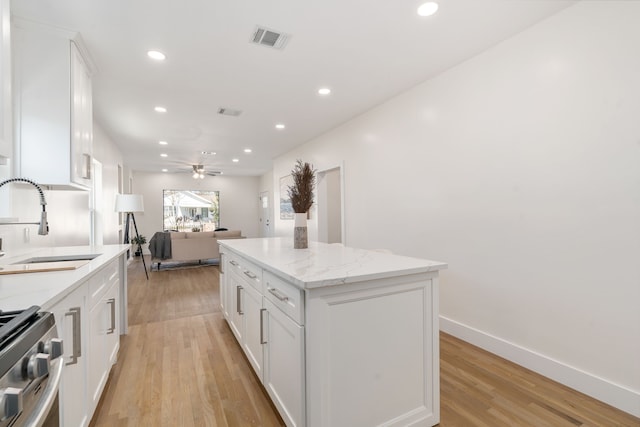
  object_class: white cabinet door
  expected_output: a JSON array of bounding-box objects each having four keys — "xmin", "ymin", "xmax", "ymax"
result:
[
  {"xmin": 219, "ymin": 269, "xmax": 226, "ymax": 315},
  {"xmin": 87, "ymin": 268, "xmax": 120, "ymax": 414},
  {"xmin": 223, "ymin": 273, "xmax": 234, "ymax": 322},
  {"xmin": 227, "ymin": 269, "xmax": 244, "ymax": 342},
  {"xmin": 263, "ymin": 298, "xmax": 305, "ymax": 427},
  {"xmin": 219, "ymin": 252, "xmax": 229, "ymax": 319},
  {"xmin": 241, "ymin": 284, "xmax": 264, "ymax": 379},
  {"xmin": 70, "ymin": 41, "xmax": 92, "ymax": 187},
  {"xmin": 50, "ymin": 283, "xmax": 88, "ymax": 427},
  {"xmin": 104, "ymin": 280, "xmax": 120, "ymax": 367},
  {"xmin": 87, "ymin": 296, "xmax": 105, "ymax": 413},
  {"xmin": 12, "ymin": 21, "xmax": 93, "ymax": 189},
  {"xmin": 0, "ymin": 0, "xmax": 11, "ymax": 160}
]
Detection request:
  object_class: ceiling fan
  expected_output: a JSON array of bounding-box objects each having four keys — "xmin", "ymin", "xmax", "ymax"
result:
[
  {"xmin": 190, "ymin": 164, "xmax": 220, "ymax": 179},
  {"xmin": 164, "ymin": 157, "xmax": 222, "ymax": 178}
]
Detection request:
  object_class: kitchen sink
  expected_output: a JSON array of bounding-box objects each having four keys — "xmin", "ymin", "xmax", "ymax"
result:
[{"xmin": 14, "ymin": 254, "xmax": 101, "ymax": 264}]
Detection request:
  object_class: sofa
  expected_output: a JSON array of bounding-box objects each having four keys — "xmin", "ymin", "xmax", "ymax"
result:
[{"xmin": 149, "ymin": 230, "xmax": 244, "ymax": 270}]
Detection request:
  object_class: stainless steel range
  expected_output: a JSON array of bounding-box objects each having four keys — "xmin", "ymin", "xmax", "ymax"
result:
[{"xmin": 0, "ymin": 306, "xmax": 62, "ymax": 427}]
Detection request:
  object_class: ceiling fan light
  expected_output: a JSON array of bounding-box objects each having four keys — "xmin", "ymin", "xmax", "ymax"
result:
[{"xmin": 192, "ymin": 172, "xmax": 199, "ymax": 179}]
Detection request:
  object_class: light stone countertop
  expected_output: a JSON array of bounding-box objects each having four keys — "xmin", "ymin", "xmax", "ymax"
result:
[
  {"xmin": 0, "ymin": 244, "xmax": 130, "ymax": 311},
  {"xmin": 219, "ymin": 237, "xmax": 447, "ymax": 289}
]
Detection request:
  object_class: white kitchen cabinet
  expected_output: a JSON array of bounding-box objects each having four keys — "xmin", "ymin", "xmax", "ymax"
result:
[
  {"xmin": 104, "ymin": 281, "xmax": 121, "ymax": 366},
  {"xmin": 220, "ymin": 251, "xmax": 235, "ymax": 322},
  {"xmin": 70, "ymin": 41, "xmax": 93, "ymax": 186},
  {"xmin": 263, "ymin": 298, "xmax": 305, "ymax": 427},
  {"xmin": 227, "ymin": 269, "xmax": 244, "ymax": 343},
  {"xmin": 242, "ymin": 282, "xmax": 265, "ymax": 378},
  {"xmin": 220, "ymin": 251, "xmax": 303, "ymax": 426},
  {"xmin": 0, "ymin": 0, "xmax": 11, "ymax": 161},
  {"xmin": 219, "ymin": 251, "xmax": 228, "ymax": 319},
  {"xmin": 13, "ymin": 20, "xmax": 93, "ymax": 189},
  {"xmin": 50, "ymin": 281, "xmax": 89, "ymax": 427},
  {"xmin": 87, "ymin": 260, "xmax": 120, "ymax": 414}
]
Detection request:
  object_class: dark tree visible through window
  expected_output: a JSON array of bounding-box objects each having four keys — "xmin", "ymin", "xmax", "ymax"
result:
[{"xmin": 163, "ymin": 189, "xmax": 220, "ymax": 232}]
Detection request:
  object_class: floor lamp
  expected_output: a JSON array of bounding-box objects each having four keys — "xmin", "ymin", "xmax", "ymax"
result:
[{"xmin": 115, "ymin": 194, "xmax": 149, "ymax": 280}]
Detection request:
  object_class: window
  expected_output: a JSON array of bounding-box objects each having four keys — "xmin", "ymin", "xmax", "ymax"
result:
[{"xmin": 163, "ymin": 189, "xmax": 220, "ymax": 232}]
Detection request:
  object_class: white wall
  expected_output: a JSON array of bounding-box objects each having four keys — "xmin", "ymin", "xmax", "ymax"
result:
[
  {"xmin": 272, "ymin": 2, "xmax": 640, "ymax": 416},
  {"xmin": 132, "ymin": 172, "xmax": 261, "ymax": 252}
]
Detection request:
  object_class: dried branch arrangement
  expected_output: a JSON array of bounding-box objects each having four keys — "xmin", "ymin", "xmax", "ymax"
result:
[{"xmin": 288, "ymin": 160, "xmax": 316, "ymax": 213}]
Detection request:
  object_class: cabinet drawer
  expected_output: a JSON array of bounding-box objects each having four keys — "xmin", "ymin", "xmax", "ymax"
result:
[
  {"xmin": 88, "ymin": 260, "xmax": 118, "ymax": 308},
  {"xmin": 228, "ymin": 253, "xmax": 262, "ymax": 292},
  {"xmin": 264, "ymin": 271, "xmax": 304, "ymax": 325},
  {"xmin": 227, "ymin": 253, "xmax": 243, "ymax": 277}
]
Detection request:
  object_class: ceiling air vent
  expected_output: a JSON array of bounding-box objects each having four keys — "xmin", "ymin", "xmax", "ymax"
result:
[
  {"xmin": 251, "ymin": 26, "xmax": 289, "ymax": 50},
  {"xmin": 218, "ymin": 107, "xmax": 242, "ymax": 117}
]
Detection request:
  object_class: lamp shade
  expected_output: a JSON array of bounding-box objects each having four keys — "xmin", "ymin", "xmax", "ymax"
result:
[{"xmin": 115, "ymin": 194, "xmax": 144, "ymax": 212}]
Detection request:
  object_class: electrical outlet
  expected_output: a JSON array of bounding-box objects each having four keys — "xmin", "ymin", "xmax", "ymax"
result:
[{"xmin": 24, "ymin": 227, "xmax": 30, "ymax": 243}]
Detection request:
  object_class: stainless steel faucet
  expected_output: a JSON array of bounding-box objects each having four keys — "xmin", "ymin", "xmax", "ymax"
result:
[{"xmin": 0, "ymin": 177, "xmax": 49, "ymax": 235}]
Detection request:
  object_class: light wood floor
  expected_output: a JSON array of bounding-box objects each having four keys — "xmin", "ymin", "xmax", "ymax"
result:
[{"xmin": 90, "ymin": 258, "xmax": 640, "ymax": 427}]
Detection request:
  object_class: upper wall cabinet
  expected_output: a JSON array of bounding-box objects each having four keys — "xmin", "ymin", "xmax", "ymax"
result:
[
  {"xmin": 0, "ymin": 0, "xmax": 11, "ymax": 162},
  {"xmin": 13, "ymin": 19, "xmax": 94, "ymax": 189}
]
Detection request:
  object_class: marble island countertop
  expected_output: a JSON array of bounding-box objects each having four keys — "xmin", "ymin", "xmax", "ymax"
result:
[
  {"xmin": 0, "ymin": 244, "xmax": 130, "ymax": 311},
  {"xmin": 219, "ymin": 237, "xmax": 447, "ymax": 289}
]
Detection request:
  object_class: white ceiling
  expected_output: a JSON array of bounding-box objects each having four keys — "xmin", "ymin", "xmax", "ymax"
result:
[{"xmin": 11, "ymin": 0, "xmax": 575, "ymax": 177}]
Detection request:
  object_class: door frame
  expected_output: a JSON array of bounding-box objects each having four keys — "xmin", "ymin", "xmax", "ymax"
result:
[{"xmin": 259, "ymin": 190, "xmax": 271, "ymax": 237}]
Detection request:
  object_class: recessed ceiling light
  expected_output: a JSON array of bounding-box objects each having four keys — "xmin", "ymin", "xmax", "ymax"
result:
[
  {"xmin": 147, "ymin": 50, "xmax": 166, "ymax": 60},
  {"xmin": 417, "ymin": 2, "xmax": 439, "ymax": 17},
  {"xmin": 244, "ymin": 148, "xmax": 252, "ymax": 153},
  {"xmin": 318, "ymin": 88, "xmax": 331, "ymax": 96},
  {"xmin": 154, "ymin": 106, "xmax": 167, "ymax": 113},
  {"xmin": 162, "ymin": 168, "xmax": 168, "ymax": 172},
  {"xmin": 232, "ymin": 158, "xmax": 239, "ymax": 163},
  {"xmin": 275, "ymin": 123, "xmax": 285, "ymax": 130},
  {"xmin": 160, "ymin": 153, "xmax": 168, "ymax": 157},
  {"xmin": 158, "ymin": 140, "xmax": 168, "ymax": 145}
]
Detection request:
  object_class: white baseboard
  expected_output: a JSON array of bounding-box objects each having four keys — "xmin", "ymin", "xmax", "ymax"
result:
[{"xmin": 440, "ymin": 316, "xmax": 640, "ymax": 418}]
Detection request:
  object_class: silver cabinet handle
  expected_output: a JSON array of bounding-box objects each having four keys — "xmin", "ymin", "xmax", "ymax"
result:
[
  {"xmin": 243, "ymin": 270, "xmax": 257, "ymax": 279},
  {"xmin": 260, "ymin": 308, "xmax": 267, "ymax": 344},
  {"xmin": 230, "ymin": 260, "xmax": 239, "ymax": 266},
  {"xmin": 82, "ymin": 153, "xmax": 92, "ymax": 179},
  {"xmin": 268, "ymin": 287, "xmax": 289, "ymax": 302},
  {"xmin": 106, "ymin": 298, "xmax": 116, "ymax": 334},
  {"xmin": 236, "ymin": 286, "xmax": 243, "ymax": 315},
  {"xmin": 65, "ymin": 307, "xmax": 82, "ymax": 365}
]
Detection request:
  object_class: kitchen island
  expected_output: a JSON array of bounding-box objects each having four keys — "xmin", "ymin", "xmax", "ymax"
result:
[
  {"xmin": 0, "ymin": 244, "xmax": 130, "ymax": 427},
  {"xmin": 219, "ymin": 237, "xmax": 447, "ymax": 427}
]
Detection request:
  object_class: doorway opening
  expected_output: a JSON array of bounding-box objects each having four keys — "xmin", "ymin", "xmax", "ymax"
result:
[{"xmin": 317, "ymin": 166, "xmax": 344, "ymax": 244}]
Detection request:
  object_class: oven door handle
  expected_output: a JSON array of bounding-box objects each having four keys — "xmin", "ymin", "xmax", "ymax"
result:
[{"xmin": 22, "ymin": 357, "xmax": 63, "ymax": 427}]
